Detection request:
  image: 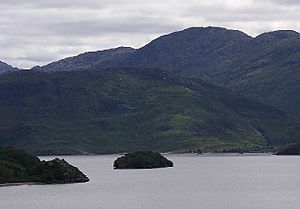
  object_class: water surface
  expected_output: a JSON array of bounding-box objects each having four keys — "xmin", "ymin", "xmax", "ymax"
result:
[{"xmin": 1, "ymin": 154, "xmax": 300, "ymax": 209}]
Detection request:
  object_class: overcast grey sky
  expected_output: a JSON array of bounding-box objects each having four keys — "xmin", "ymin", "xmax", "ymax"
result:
[{"xmin": 0, "ymin": 0, "xmax": 299, "ymax": 68}]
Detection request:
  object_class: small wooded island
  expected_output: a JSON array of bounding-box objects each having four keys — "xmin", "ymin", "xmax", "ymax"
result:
[
  {"xmin": 0, "ymin": 147, "xmax": 89, "ymax": 185},
  {"xmin": 113, "ymin": 151, "xmax": 174, "ymax": 169},
  {"xmin": 276, "ymin": 143, "xmax": 300, "ymax": 155}
]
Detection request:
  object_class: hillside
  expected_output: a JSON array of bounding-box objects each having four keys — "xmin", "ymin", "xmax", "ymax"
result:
[
  {"xmin": 124, "ymin": 27, "xmax": 300, "ymax": 118},
  {"xmin": 0, "ymin": 68, "xmax": 299, "ymax": 154},
  {"xmin": 276, "ymin": 143, "xmax": 300, "ymax": 155},
  {"xmin": 33, "ymin": 47, "xmax": 136, "ymax": 72},
  {"xmin": 34, "ymin": 27, "xmax": 300, "ymax": 117},
  {"xmin": 0, "ymin": 147, "xmax": 89, "ymax": 184}
]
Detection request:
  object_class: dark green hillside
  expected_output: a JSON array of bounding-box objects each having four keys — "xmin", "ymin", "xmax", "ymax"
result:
[
  {"xmin": 125, "ymin": 27, "xmax": 254, "ymax": 78},
  {"xmin": 226, "ymin": 32, "xmax": 300, "ymax": 117},
  {"xmin": 0, "ymin": 147, "xmax": 40, "ymax": 183},
  {"xmin": 0, "ymin": 68, "xmax": 299, "ymax": 154},
  {"xmin": 124, "ymin": 27, "xmax": 300, "ymax": 117},
  {"xmin": 34, "ymin": 27, "xmax": 300, "ymax": 118},
  {"xmin": 0, "ymin": 147, "xmax": 89, "ymax": 184},
  {"xmin": 277, "ymin": 143, "xmax": 300, "ymax": 155}
]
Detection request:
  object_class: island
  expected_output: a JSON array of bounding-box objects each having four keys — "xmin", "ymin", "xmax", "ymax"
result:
[
  {"xmin": 0, "ymin": 147, "xmax": 89, "ymax": 185},
  {"xmin": 113, "ymin": 151, "xmax": 174, "ymax": 169},
  {"xmin": 276, "ymin": 143, "xmax": 300, "ymax": 155}
]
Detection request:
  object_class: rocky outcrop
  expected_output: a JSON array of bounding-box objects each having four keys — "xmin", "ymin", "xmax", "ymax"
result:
[
  {"xmin": 113, "ymin": 151, "xmax": 174, "ymax": 169},
  {"xmin": 0, "ymin": 147, "xmax": 89, "ymax": 184},
  {"xmin": 31, "ymin": 158, "xmax": 89, "ymax": 184}
]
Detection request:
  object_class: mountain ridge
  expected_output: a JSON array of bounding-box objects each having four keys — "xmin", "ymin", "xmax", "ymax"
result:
[
  {"xmin": 32, "ymin": 47, "xmax": 136, "ymax": 72},
  {"xmin": 0, "ymin": 61, "xmax": 18, "ymax": 74},
  {"xmin": 30, "ymin": 27, "xmax": 300, "ymax": 73},
  {"xmin": 1, "ymin": 26, "xmax": 299, "ymax": 118},
  {"xmin": 25, "ymin": 26, "xmax": 300, "ymax": 117}
]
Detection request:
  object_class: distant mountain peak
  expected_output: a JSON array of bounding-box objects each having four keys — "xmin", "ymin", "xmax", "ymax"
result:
[
  {"xmin": 255, "ymin": 30, "xmax": 300, "ymax": 43},
  {"xmin": 78, "ymin": 46, "xmax": 135, "ymax": 56},
  {"xmin": 34, "ymin": 46, "xmax": 136, "ymax": 72},
  {"xmin": 177, "ymin": 26, "xmax": 252, "ymax": 38},
  {"xmin": 3, "ymin": 26, "xmax": 299, "ymax": 118},
  {"xmin": 0, "ymin": 61, "xmax": 18, "ymax": 74}
]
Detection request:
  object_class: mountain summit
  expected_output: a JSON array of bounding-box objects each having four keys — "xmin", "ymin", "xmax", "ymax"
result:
[
  {"xmin": 33, "ymin": 26, "xmax": 300, "ymax": 117},
  {"xmin": 0, "ymin": 61, "xmax": 18, "ymax": 74},
  {"xmin": 34, "ymin": 47, "xmax": 135, "ymax": 72},
  {"xmin": 0, "ymin": 26, "xmax": 299, "ymax": 154}
]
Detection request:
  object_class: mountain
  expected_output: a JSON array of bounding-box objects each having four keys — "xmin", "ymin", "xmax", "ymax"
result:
[
  {"xmin": 0, "ymin": 68, "xmax": 299, "ymax": 155},
  {"xmin": 0, "ymin": 61, "xmax": 18, "ymax": 74},
  {"xmin": 34, "ymin": 27, "xmax": 300, "ymax": 117},
  {"xmin": 33, "ymin": 47, "xmax": 135, "ymax": 72},
  {"xmin": 124, "ymin": 27, "xmax": 300, "ymax": 118},
  {"xmin": 124, "ymin": 27, "xmax": 254, "ymax": 78}
]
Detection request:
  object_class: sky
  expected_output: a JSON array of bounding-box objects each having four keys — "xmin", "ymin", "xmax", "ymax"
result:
[{"xmin": 0, "ymin": 0, "xmax": 299, "ymax": 69}]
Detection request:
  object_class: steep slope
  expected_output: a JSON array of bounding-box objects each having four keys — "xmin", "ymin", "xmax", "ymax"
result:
[
  {"xmin": 225, "ymin": 31, "xmax": 300, "ymax": 117},
  {"xmin": 0, "ymin": 68, "xmax": 299, "ymax": 154},
  {"xmin": 125, "ymin": 27, "xmax": 254, "ymax": 79},
  {"xmin": 33, "ymin": 27, "xmax": 300, "ymax": 117},
  {"xmin": 125, "ymin": 27, "xmax": 300, "ymax": 117},
  {"xmin": 0, "ymin": 61, "xmax": 17, "ymax": 74}
]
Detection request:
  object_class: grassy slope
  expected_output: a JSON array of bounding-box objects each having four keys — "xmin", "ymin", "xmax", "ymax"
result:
[
  {"xmin": 123, "ymin": 28, "xmax": 300, "ymax": 118},
  {"xmin": 0, "ymin": 68, "xmax": 299, "ymax": 154},
  {"xmin": 33, "ymin": 27, "xmax": 300, "ymax": 118},
  {"xmin": 226, "ymin": 38, "xmax": 300, "ymax": 117}
]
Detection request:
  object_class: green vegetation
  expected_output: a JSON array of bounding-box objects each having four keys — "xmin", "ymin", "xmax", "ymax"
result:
[
  {"xmin": 0, "ymin": 68, "xmax": 299, "ymax": 154},
  {"xmin": 277, "ymin": 144, "xmax": 300, "ymax": 155},
  {"xmin": 0, "ymin": 147, "xmax": 89, "ymax": 184},
  {"xmin": 113, "ymin": 151, "xmax": 173, "ymax": 169},
  {"xmin": 124, "ymin": 27, "xmax": 300, "ymax": 118},
  {"xmin": 36, "ymin": 27, "xmax": 300, "ymax": 118}
]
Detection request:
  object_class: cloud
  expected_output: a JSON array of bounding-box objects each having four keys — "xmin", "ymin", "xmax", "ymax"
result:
[
  {"xmin": 270, "ymin": 0, "xmax": 300, "ymax": 5},
  {"xmin": 0, "ymin": 0, "xmax": 299, "ymax": 68}
]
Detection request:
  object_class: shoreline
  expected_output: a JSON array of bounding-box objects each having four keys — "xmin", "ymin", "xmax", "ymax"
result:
[
  {"xmin": 0, "ymin": 182, "xmax": 43, "ymax": 187},
  {"xmin": 39, "ymin": 152, "xmax": 275, "ymax": 157},
  {"xmin": 0, "ymin": 181, "xmax": 89, "ymax": 188}
]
